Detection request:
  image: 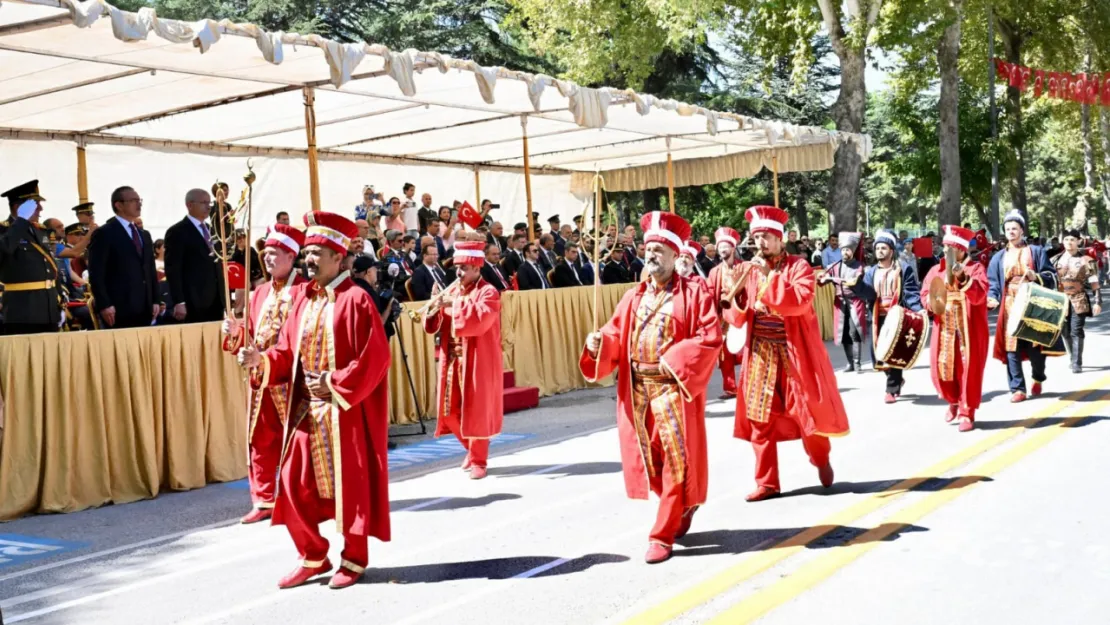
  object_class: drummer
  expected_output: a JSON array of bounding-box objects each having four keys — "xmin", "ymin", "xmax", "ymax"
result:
[
  {"xmin": 1052, "ymin": 229, "xmax": 1101, "ymax": 373},
  {"xmin": 921, "ymin": 226, "xmax": 990, "ymax": 431},
  {"xmin": 864, "ymin": 229, "xmax": 923, "ymax": 403},
  {"xmin": 987, "ymin": 210, "xmax": 1065, "ymax": 402}
]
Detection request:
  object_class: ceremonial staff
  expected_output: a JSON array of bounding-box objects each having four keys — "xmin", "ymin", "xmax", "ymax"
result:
[
  {"xmin": 242, "ymin": 161, "xmax": 256, "ymax": 347},
  {"xmin": 591, "ymin": 170, "xmax": 605, "ymax": 334}
]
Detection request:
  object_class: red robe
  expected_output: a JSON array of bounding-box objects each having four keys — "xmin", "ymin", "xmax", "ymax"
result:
[
  {"xmin": 423, "ymin": 279, "xmax": 504, "ymax": 439},
  {"xmin": 579, "ymin": 275, "xmax": 721, "ymax": 505},
  {"xmin": 242, "ymin": 275, "xmax": 306, "ymax": 507},
  {"xmin": 707, "ymin": 260, "xmax": 742, "ymax": 394},
  {"xmin": 920, "ymin": 261, "xmax": 989, "ymax": 413},
  {"xmin": 724, "ymin": 255, "xmax": 850, "ymax": 442},
  {"xmin": 255, "ymin": 274, "xmax": 392, "ymax": 541}
]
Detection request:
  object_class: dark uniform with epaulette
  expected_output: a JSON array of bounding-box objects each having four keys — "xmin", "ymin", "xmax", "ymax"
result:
[{"xmin": 0, "ymin": 180, "xmax": 64, "ymax": 335}]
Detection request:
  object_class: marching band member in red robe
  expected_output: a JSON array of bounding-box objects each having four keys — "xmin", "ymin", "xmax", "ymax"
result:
[
  {"xmin": 224, "ymin": 224, "xmax": 307, "ymax": 524},
  {"xmin": 677, "ymin": 239, "xmax": 709, "ymax": 290},
  {"xmin": 707, "ymin": 226, "xmax": 743, "ymax": 399},
  {"xmin": 722, "ymin": 206, "xmax": 849, "ymax": 502},
  {"xmin": 582, "ymin": 211, "xmax": 721, "ymax": 564},
  {"xmin": 920, "ymin": 226, "xmax": 989, "ymax": 432},
  {"xmin": 237, "ymin": 211, "xmax": 391, "ymax": 590},
  {"xmin": 422, "ymin": 240, "xmax": 504, "ymax": 480}
]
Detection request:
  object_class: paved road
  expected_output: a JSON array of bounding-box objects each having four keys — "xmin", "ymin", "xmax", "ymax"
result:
[{"xmin": 2, "ymin": 317, "xmax": 1109, "ymax": 625}]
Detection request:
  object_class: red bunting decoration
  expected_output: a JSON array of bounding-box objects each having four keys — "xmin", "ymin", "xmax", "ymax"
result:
[{"xmin": 994, "ymin": 58, "xmax": 1109, "ymax": 106}]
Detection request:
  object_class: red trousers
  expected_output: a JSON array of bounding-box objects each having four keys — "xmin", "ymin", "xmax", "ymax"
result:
[
  {"xmin": 935, "ymin": 342, "xmax": 975, "ymax": 420},
  {"xmin": 719, "ymin": 349, "xmax": 738, "ymax": 396},
  {"xmin": 247, "ymin": 396, "xmax": 284, "ymax": 509},
  {"xmin": 746, "ymin": 369, "xmax": 830, "ymax": 492},
  {"xmin": 645, "ymin": 408, "xmax": 693, "ymax": 546},
  {"xmin": 440, "ymin": 364, "xmax": 490, "ymax": 468},
  {"xmin": 276, "ymin": 423, "xmax": 368, "ymax": 570}
]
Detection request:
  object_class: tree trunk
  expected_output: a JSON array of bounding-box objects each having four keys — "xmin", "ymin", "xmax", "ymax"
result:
[
  {"xmin": 793, "ymin": 177, "xmax": 810, "ymax": 237},
  {"xmin": 827, "ymin": 46, "xmax": 867, "ymax": 233},
  {"xmin": 971, "ymin": 198, "xmax": 991, "ymax": 232},
  {"xmin": 936, "ymin": 6, "xmax": 962, "ymax": 228},
  {"xmin": 641, "ymin": 189, "xmax": 661, "ymax": 221},
  {"xmin": 1100, "ymin": 108, "xmax": 1110, "ymax": 238},
  {"xmin": 998, "ymin": 19, "xmax": 1027, "ymax": 220}
]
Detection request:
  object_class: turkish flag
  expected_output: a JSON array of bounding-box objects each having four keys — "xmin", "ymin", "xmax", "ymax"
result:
[
  {"xmin": 458, "ymin": 201, "xmax": 484, "ymax": 229},
  {"xmin": 912, "ymin": 237, "xmax": 934, "ymax": 259},
  {"xmin": 226, "ymin": 261, "xmax": 246, "ymax": 289}
]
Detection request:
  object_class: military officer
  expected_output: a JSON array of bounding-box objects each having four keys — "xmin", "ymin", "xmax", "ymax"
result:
[
  {"xmin": 73, "ymin": 202, "xmax": 96, "ymax": 228},
  {"xmin": 0, "ymin": 180, "xmax": 65, "ymax": 335}
]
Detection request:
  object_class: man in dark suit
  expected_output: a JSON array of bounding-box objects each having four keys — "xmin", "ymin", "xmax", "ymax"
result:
[
  {"xmin": 410, "ymin": 237, "xmax": 450, "ymax": 300},
  {"xmin": 553, "ymin": 242, "xmax": 589, "ymax": 287},
  {"xmin": 486, "ymin": 221, "xmax": 509, "ymax": 255},
  {"xmin": 164, "ymin": 188, "xmax": 225, "ymax": 323},
  {"xmin": 602, "ymin": 245, "xmax": 634, "ymax": 284},
  {"xmin": 86, "ymin": 186, "xmax": 162, "ymax": 329},
  {"xmin": 538, "ymin": 233, "xmax": 558, "ymax": 273},
  {"xmin": 516, "ymin": 242, "xmax": 551, "ymax": 291},
  {"xmin": 548, "ymin": 215, "xmax": 565, "ymax": 256},
  {"xmin": 502, "ymin": 233, "xmax": 527, "ymax": 277},
  {"xmin": 481, "ymin": 244, "xmax": 511, "ymax": 291}
]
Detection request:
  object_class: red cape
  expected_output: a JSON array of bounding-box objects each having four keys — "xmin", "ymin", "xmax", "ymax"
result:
[
  {"xmin": 256, "ymin": 274, "xmax": 392, "ymax": 541},
  {"xmin": 579, "ymin": 275, "xmax": 721, "ymax": 504},
  {"xmin": 245, "ymin": 276, "xmax": 306, "ymax": 440},
  {"xmin": 424, "ymin": 279, "xmax": 504, "ymax": 439},
  {"xmin": 723, "ymin": 255, "xmax": 850, "ymax": 441},
  {"xmin": 920, "ymin": 261, "xmax": 989, "ymax": 410}
]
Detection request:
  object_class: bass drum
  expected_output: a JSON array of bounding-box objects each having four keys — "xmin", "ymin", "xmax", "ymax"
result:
[
  {"xmin": 726, "ymin": 324, "xmax": 748, "ymax": 355},
  {"xmin": 875, "ymin": 305, "xmax": 930, "ymax": 370}
]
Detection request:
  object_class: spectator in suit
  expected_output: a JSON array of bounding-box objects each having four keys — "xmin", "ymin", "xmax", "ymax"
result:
[
  {"xmin": 502, "ymin": 233, "xmax": 527, "ymax": 277},
  {"xmin": 575, "ymin": 234, "xmax": 597, "ymax": 285},
  {"xmin": 553, "ymin": 242, "xmax": 588, "ymax": 287},
  {"xmin": 549, "ymin": 216, "xmax": 565, "ymax": 255},
  {"xmin": 276, "ymin": 211, "xmax": 291, "ymax": 226},
  {"xmin": 699, "ymin": 243, "xmax": 719, "ymax": 275},
  {"xmin": 602, "ymin": 245, "xmax": 633, "ymax": 284},
  {"xmin": 164, "ymin": 188, "xmax": 225, "ymax": 323},
  {"xmin": 516, "ymin": 242, "xmax": 551, "ymax": 291},
  {"xmin": 427, "ymin": 219, "xmax": 451, "ymax": 260},
  {"xmin": 538, "ymin": 233, "xmax": 558, "ymax": 272},
  {"xmin": 481, "ymin": 244, "xmax": 511, "ymax": 291},
  {"xmin": 487, "ymin": 221, "xmax": 508, "ymax": 255},
  {"xmin": 87, "ymin": 185, "xmax": 162, "ymax": 328},
  {"xmin": 410, "ymin": 236, "xmax": 450, "ymax": 300}
]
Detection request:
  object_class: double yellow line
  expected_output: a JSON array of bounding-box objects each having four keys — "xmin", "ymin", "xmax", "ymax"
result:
[{"xmin": 621, "ymin": 374, "xmax": 1110, "ymax": 625}]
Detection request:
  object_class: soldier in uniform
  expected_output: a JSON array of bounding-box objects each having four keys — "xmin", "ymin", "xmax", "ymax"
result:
[
  {"xmin": 0, "ymin": 180, "xmax": 64, "ymax": 335},
  {"xmin": 1053, "ymin": 229, "xmax": 1101, "ymax": 373},
  {"xmin": 73, "ymin": 202, "xmax": 96, "ymax": 228}
]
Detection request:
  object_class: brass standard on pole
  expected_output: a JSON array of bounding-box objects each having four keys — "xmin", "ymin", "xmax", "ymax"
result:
[
  {"xmin": 303, "ymin": 86, "xmax": 321, "ymax": 212},
  {"xmin": 474, "ymin": 165, "xmax": 482, "ymax": 226},
  {"xmin": 522, "ymin": 115, "xmax": 536, "ymax": 241},
  {"xmin": 76, "ymin": 143, "xmax": 89, "ymax": 203},
  {"xmin": 772, "ymin": 154, "xmax": 780, "ymax": 208},
  {"xmin": 666, "ymin": 137, "xmax": 676, "ymax": 213}
]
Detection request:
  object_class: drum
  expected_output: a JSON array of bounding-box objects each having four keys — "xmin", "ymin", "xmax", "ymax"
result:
[
  {"xmin": 875, "ymin": 305, "xmax": 930, "ymax": 369},
  {"xmin": 726, "ymin": 324, "xmax": 747, "ymax": 355},
  {"xmin": 1006, "ymin": 282, "xmax": 1068, "ymax": 347}
]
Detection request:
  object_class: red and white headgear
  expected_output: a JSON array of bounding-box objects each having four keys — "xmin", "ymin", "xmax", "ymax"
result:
[
  {"xmin": 265, "ymin": 223, "xmax": 306, "ymax": 256},
  {"xmin": 303, "ymin": 211, "xmax": 358, "ymax": 256},
  {"xmin": 682, "ymin": 239, "xmax": 703, "ymax": 258},
  {"xmin": 744, "ymin": 205, "xmax": 789, "ymax": 238},
  {"xmin": 639, "ymin": 211, "xmax": 692, "ymax": 254},
  {"xmin": 942, "ymin": 225, "xmax": 975, "ymax": 252},
  {"xmin": 452, "ymin": 240, "xmax": 487, "ymax": 267},
  {"xmin": 714, "ymin": 227, "xmax": 740, "ymax": 248}
]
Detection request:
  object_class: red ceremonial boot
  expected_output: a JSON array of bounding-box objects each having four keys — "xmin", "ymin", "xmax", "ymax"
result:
[
  {"xmin": 884, "ymin": 392, "xmax": 897, "ymax": 404},
  {"xmin": 958, "ymin": 417, "xmax": 974, "ymax": 432},
  {"xmin": 329, "ymin": 564, "xmax": 365, "ymax": 590},
  {"xmin": 1010, "ymin": 391, "xmax": 1027, "ymax": 403},
  {"xmin": 469, "ymin": 466, "xmax": 487, "ymax": 480},
  {"xmin": 818, "ymin": 463, "xmax": 835, "ymax": 488},
  {"xmin": 278, "ymin": 560, "xmax": 332, "ymax": 589},
  {"xmin": 461, "ymin": 454, "xmax": 472, "ymax": 471},
  {"xmin": 240, "ymin": 507, "xmax": 272, "ymax": 524},
  {"xmin": 1031, "ymin": 382, "xmax": 1043, "ymax": 397},
  {"xmin": 645, "ymin": 543, "xmax": 673, "ymax": 564},
  {"xmin": 675, "ymin": 508, "xmax": 697, "ymax": 540},
  {"xmin": 745, "ymin": 486, "xmax": 780, "ymax": 502},
  {"xmin": 945, "ymin": 404, "xmax": 958, "ymax": 424}
]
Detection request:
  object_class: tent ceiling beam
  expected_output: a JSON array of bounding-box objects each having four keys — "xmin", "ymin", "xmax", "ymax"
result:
[
  {"xmin": 218, "ymin": 102, "xmax": 425, "ymax": 143},
  {"xmin": 404, "ymin": 126, "xmax": 589, "ymax": 158},
  {"xmin": 543, "ymin": 142, "xmax": 729, "ymax": 168},
  {"xmin": 323, "ymin": 112, "xmax": 517, "ymax": 150},
  {"xmin": 0, "ymin": 13, "xmax": 71, "ymax": 35},
  {"xmin": 0, "ymin": 68, "xmax": 147, "ymax": 107},
  {"xmin": 484, "ymin": 132, "xmax": 728, "ymax": 165}
]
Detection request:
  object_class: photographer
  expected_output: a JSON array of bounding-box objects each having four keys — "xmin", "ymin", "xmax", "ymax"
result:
[{"xmin": 350, "ymin": 254, "xmax": 397, "ymax": 340}]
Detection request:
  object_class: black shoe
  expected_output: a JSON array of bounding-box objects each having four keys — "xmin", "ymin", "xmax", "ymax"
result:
[
  {"xmin": 843, "ymin": 365, "xmax": 855, "ymax": 373},
  {"xmin": 1071, "ymin": 364, "xmax": 1082, "ymax": 374}
]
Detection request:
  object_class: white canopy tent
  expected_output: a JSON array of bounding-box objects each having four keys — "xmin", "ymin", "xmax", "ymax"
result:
[{"xmin": 0, "ymin": 0, "xmax": 871, "ymax": 239}]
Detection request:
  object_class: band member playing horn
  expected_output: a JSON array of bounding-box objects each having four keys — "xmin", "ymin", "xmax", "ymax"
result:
[
  {"xmin": 677, "ymin": 240, "xmax": 709, "ymax": 290},
  {"xmin": 582, "ymin": 211, "xmax": 720, "ymax": 564},
  {"xmin": 722, "ymin": 206, "xmax": 848, "ymax": 502},
  {"xmin": 920, "ymin": 226, "xmax": 989, "ymax": 432},
  {"xmin": 864, "ymin": 229, "xmax": 922, "ymax": 403},
  {"xmin": 222, "ymin": 223, "xmax": 307, "ymax": 523},
  {"xmin": 237, "ymin": 211, "xmax": 391, "ymax": 590},
  {"xmin": 422, "ymin": 240, "xmax": 504, "ymax": 480},
  {"xmin": 821, "ymin": 232, "xmax": 870, "ymax": 373},
  {"xmin": 708, "ymin": 226, "xmax": 743, "ymax": 399},
  {"xmin": 987, "ymin": 210, "xmax": 1064, "ymax": 402},
  {"xmin": 1052, "ymin": 229, "xmax": 1101, "ymax": 373}
]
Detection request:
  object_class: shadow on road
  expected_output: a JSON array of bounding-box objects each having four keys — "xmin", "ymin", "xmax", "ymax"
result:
[
  {"xmin": 486, "ymin": 462, "xmax": 623, "ymax": 478},
  {"xmin": 389, "ymin": 493, "xmax": 522, "ymax": 512},
  {"xmin": 675, "ymin": 523, "xmax": 929, "ymax": 557},
  {"xmin": 362, "ymin": 552, "xmax": 629, "ymax": 584},
  {"xmin": 974, "ymin": 415, "xmax": 1110, "ymax": 430},
  {"xmin": 781, "ymin": 475, "xmax": 993, "ymax": 499}
]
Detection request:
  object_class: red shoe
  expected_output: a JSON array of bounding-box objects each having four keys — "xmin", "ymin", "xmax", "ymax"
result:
[
  {"xmin": 1031, "ymin": 382, "xmax": 1043, "ymax": 397},
  {"xmin": 958, "ymin": 417, "xmax": 974, "ymax": 432},
  {"xmin": 745, "ymin": 486, "xmax": 780, "ymax": 502},
  {"xmin": 461, "ymin": 455, "xmax": 472, "ymax": 471},
  {"xmin": 645, "ymin": 543, "xmax": 672, "ymax": 564},
  {"xmin": 1010, "ymin": 392, "xmax": 1027, "ymax": 403},
  {"xmin": 675, "ymin": 509, "xmax": 697, "ymax": 540},
  {"xmin": 818, "ymin": 463, "xmax": 835, "ymax": 488},
  {"xmin": 944, "ymin": 404, "xmax": 958, "ymax": 424},
  {"xmin": 278, "ymin": 560, "xmax": 332, "ymax": 589},
  {"xmin": 884, "ymin": 393, "xmax": 897, "ymax": 404},
  {"xmin": 328, "ymin": 565, "xmax": 364, "ymax": 589},
  {"xmin": 240, "ymin": 507, "xmax": 272, "ymax": 524},
  {"xmin": 469, "ymin": 466, "xmax": 487, "ymax": 480}
]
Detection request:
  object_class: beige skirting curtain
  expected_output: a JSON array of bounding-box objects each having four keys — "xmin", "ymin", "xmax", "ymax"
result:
[{"xmin": 0, "ymin": 281, "xmax": 832, "ymax": 521}]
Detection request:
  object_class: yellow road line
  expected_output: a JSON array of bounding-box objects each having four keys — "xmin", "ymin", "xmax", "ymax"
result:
[
  {"xmin": 618, "ymin": 375, "xmax": 1110, "ymax": 625},
  {"xmin": 706, "ymin": 394, "xmax": 1110, "ymax": 625}
]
